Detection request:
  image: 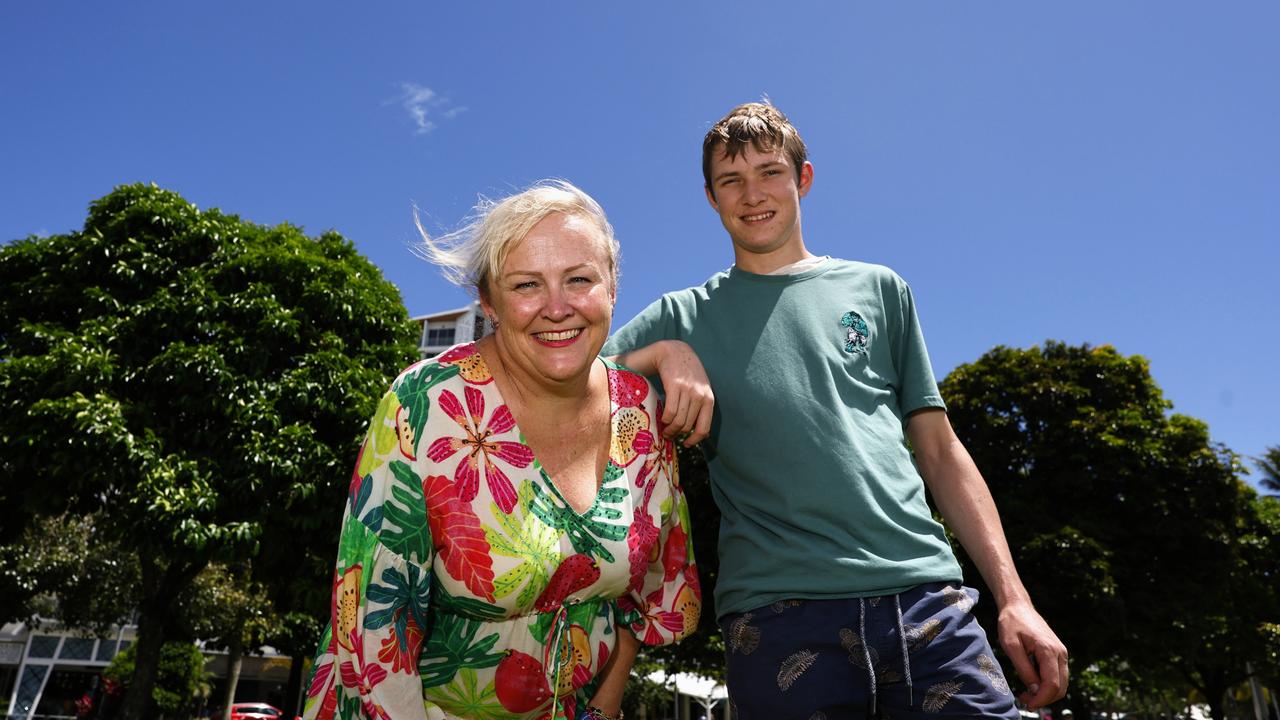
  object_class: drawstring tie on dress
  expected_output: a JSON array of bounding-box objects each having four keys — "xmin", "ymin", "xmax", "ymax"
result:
[{"xmin": 543, "ymin": 604, "xmax": 570, "ymax": 719}]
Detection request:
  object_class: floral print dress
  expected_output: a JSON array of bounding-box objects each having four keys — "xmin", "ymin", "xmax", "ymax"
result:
[{"xmin": 302, "ymin": 343, "xmax": 700, "ymax": 720}]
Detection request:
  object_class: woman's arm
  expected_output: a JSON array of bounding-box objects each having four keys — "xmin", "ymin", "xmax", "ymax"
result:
[{"xmin": 584, "ymin": 628, "xmax": 640, "ymax": 718}]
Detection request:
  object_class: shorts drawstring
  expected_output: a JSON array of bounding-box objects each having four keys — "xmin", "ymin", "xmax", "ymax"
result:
[
  {"xmin": 859, "ymin": 597, "xmax": 877, "ymax": 716},
  {"xmin": 894, "ymin": 593, "xmax": 913, "ymax": 707}
]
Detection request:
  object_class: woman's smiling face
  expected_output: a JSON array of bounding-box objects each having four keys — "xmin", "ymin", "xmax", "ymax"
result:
[{"xmin": 481, "ymin": 212, "xmax": 616, "ymax": 387}]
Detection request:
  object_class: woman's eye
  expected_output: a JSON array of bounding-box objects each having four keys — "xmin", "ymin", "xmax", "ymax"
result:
[{"xmin": 514, "ymin": 281, "xmax": 537, "ymax": 290}]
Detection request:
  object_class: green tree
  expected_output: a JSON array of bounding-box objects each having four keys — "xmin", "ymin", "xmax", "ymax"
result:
[
  {"xmin": 940, "ymin": 342, "xmax": 1276, "ymax": 720},
  {"xmin": 0, "ymin": 511, "xmax": 140, "ymax": 633},
  {"xmin": 182, "ymin": 563, "xmax": 276, "ymax": 720},
  {"xmin": 1256, "ymin": 445, "xmax": 1280, "ymax": 496},
  {"xmin": 102, "ymin": 641, "xmax": 212, "ymax": 719},
  {"xmin": 0, "ymin": 184, "xmax": 417, "ymax": 719}
]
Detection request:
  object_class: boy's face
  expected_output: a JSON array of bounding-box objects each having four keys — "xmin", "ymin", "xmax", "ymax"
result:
[{"xmin": 705, "ymin": 142, "xmax": 813, "ymax": 272}]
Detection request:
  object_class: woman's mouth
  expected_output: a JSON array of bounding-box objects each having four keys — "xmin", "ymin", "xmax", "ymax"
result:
[{"xmin": 533, "ymin": 329, "xmax": 582, "ymax": 345}]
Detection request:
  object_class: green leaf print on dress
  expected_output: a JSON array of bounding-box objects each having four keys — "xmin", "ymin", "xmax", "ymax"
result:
[
  {"xmin": 365, "ymin": 564, "xmax": 431, "ymax": 647},
  {"xmin": 394, "ymin": 361, "xmax": 460, "ymax": 457},
  {"xmin": 381, "ymin": 461, "xmax": 431, "ymax": 564},
  {"xmin": 423, "ymin": 667, "xmax": 506, "ymax": 720},
  {"xmin": 527, "ymin": 468, "xmax": 628, "ymax": 564},
  {"xmin": 419, "ymin": 613, "xmax": 504, "ymax": 689},
  {"xmin": 487, "ymin": 480, "xmax": 562, "ymax": 610}
]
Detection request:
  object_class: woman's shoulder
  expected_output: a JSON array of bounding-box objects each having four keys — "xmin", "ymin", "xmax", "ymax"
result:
[
  {"xmin": 603, "ymin": 358, "xmax": 658, "ymax": 411},
  {"xmin": 391, "ymin": 341, "xmax": 497, "ymax": 396}
]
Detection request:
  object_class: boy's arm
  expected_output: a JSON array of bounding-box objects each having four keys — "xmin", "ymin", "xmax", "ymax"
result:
[
  {"xmin": 606, "ymin": 297, "xmax": 713, "ymax": 447},
  {"xmin": 905, "ymin": 407, "xmax": 1069, "ymax": 710},
  {"xmin": 609, "ymin": 340, "xmax": 713, "ymax": 447}
]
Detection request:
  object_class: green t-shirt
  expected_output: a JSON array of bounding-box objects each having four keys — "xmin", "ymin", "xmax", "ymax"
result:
[{"xmin": 604, "ymin": 259, "xmax": 962, "ymax": 619}]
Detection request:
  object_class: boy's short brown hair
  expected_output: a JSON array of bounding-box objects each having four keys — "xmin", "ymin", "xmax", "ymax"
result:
[{"xmin": 702, "ymin": 103, "xmax": 808, "ymax": 197}]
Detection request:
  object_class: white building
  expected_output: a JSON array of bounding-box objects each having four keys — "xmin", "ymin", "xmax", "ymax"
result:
[
  {"xmin": 2, "ymin": 621, "xmax": 137, "ymax": 719},
  {"xmin": 1, "ymin": 621, "xmax": 293, "ymax": 720},
  {"xmin": 412, "ymin": 302, "xmax": 492, "ymax": 359}
]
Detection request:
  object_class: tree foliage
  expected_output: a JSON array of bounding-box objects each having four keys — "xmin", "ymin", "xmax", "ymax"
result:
[
  {"xmin": 102, "ymin": 641, "xmax": 212, "ymax": 719},
  {"xmin": 0, "ymin": 183, "xmax": 418, "ymax": 718},
  {"xmin": 0, "ymin": 511, "xmax": 140, "ymax": 633},
  {"xmin": 940, "ymin": 341, "xmax": 1279, "ymax": 720},
  {"xmin": 1256, "ymin": 445, "xmax": 1280, "ymax": 496}
]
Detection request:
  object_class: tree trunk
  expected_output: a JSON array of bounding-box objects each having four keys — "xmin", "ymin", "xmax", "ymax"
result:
[
  {"xmin": 119, "ymin": 549, "xmax": 209, "ymax": 720},
  {"xmin": 220, "ymin": 628, "xmax": 245, "ymax": 720},
  {"xmin": 283, "ymin": 654, "xmax": 306, "ymax": 720},
  {"xmin": 1207, "ymin": 686, "xmax": 1226, "ymax": 720},
  {"xmin": 118, "ymin": 607, "xmax": 165, "ymax": 720}
]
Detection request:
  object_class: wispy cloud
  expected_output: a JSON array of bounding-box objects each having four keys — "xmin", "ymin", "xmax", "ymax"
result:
[{"xmin": 394, "ymin": 82, "xmax": 467, "ymax": 134}]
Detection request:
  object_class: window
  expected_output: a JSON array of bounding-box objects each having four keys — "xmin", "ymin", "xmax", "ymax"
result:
[{"xmin": 425, "ymin": 325, "xmax": 455, "ymax": 347}]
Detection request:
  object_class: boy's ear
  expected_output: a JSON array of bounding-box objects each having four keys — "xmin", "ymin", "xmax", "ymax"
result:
[{"xmin": 797, "ymin": 161, "xmax": 814, "ymax": 198}]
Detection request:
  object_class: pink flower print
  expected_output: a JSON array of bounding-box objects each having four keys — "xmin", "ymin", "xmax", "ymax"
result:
[
  {"xmin": 635, "ymin": 587, "xmax": 685, "ymax": 645},
  {"xmin": 338, "ymin": 629, "xmax": 391, "ymax": 719},
  {"xmin": 426, "ymin": 386, "xmax": 534, "ymax": 513}
]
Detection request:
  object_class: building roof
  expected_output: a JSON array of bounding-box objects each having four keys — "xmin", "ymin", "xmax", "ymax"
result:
[{"xmin": 409, "ymin": 303, "xmax": 476, "ymax": 323}]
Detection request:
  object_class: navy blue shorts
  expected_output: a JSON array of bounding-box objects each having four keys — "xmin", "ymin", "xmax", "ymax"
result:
[{"xmin": 719, "ymin": 583, "xmax": 1020, "ymax": 719}]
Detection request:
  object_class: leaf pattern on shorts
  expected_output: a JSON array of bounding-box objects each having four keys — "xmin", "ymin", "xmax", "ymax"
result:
[
  {"xmin": 770, "ymin": 599, "xmax": 802, "ymax": 614},
  {"xmin": 839, "ymin": 628, "xmax": 879, "ymax": 669},
  {"xmin": 777, "ymin": 649, "xmax": 818, "ymax": 692},
  {"xmin": 941, "ymin": 585, "xmax": 975, "ymax": 613},
  {"xmin": 922, "ymin": 679, "xmax": 964, "ymax": 713},
  {"xmin": 978, "ymin": 653, "xmax": 1010, "ymax": 695},
  {"xmin": 808, "ymin": 713, "xmax": 827, "ymax": 720},
  {"xmin": 727, "ymin": 612, "xmax": 761, "ymax": 655},
  {"xmin": 878, "ymin": 669, "xmax": 903, "ymax": 684},
  {"xmin": 868, "ymin": 596, "xmax": 882, "ymax": 607},
  {"xmin": 905, "ymin": 618, "xmax": 942, "ymax": 652}
]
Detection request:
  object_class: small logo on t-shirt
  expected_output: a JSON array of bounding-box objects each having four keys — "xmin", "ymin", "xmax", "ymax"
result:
[{"xmin": 841, "ymin": 311, "xmax": 869, "ymax": 354}]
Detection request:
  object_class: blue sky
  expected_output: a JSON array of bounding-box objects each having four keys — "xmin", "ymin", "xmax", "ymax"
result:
[{"xmin": 3, "ymin": 2, "xmax": 1277, "ymax": 486}]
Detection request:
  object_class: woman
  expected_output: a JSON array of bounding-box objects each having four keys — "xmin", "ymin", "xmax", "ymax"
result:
[{"xmin": 302, "ymin": 181, "xmax": 701, "ymax": 720}]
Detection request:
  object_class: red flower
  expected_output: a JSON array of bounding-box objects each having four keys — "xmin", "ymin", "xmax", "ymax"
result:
[{"xmin": 426, "ymin": 387, "xmax": 534, "ymax": 513}]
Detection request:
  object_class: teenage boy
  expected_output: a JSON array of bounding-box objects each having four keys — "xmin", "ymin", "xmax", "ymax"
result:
[{"xmin": 606, "ymin": 103, "xmax": 1067, "ymax": 719}]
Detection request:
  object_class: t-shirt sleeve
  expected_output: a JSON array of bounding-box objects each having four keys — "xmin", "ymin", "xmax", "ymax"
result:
[
  {"xmin": 603, "ymin": 295, "xmax": 680, "ymax": 359},
  {"xmin": 892, "ymin": 279, "xmax": 946, "ymax": 417}
]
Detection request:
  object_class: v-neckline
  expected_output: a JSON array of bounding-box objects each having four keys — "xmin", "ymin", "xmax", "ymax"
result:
[{"xmin": 470, "ymin": 344, "xmax": 617, "ymax": 517}]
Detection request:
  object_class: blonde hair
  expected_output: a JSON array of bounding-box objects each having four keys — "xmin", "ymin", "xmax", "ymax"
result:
[{"xmin": 415, "ymin": 179, "xmax": 619, "ymax": 297}]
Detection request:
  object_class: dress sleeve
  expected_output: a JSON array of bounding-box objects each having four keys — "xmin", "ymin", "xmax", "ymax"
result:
[
  {"xmin": 620, "ymin": 432, "xmax": 701, "ymax": 646},
  {"xmin": 302, "ymin": 386, "xmax": 434, "ymax": 720}
]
